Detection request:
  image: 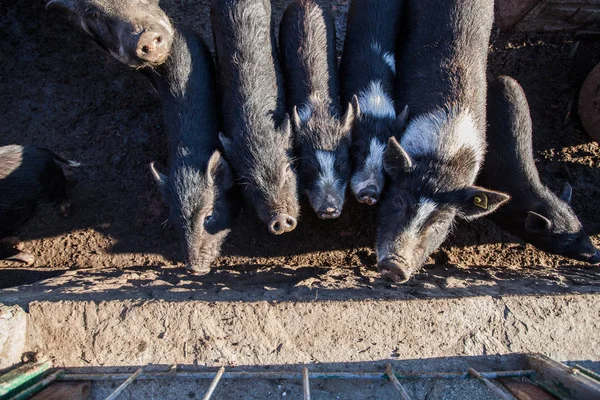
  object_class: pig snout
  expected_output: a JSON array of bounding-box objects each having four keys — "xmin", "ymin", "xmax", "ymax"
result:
[
  {"xmin": 356, "ymin": 184, "xmax": 379, "ymax": 205},
  {"xmin": 268, "ymin": 214, "xmax": 298, "ymax": 235},
  {"xmin": 318, "ymin": 205, "xmax": 341, "ymax": 220},
  {"xmin": 377, "ymin": 256, "xmax": 414, "ymax": 284},
  {"xmin": 185, "ymin": 251, "xmax": 214, "ymax": 275},
  {"xmin": 581, "ymin": 247, "xmax": 600, "ymax": 264},
  {"xmin": 588, "ymin": 249, "xmax": 600, "ymax": 264},
  {"xmin": 185, "ymin": 260, "xmax": 212, "ymax": 275},
  {"xmin": 135, "ymin": 31, "xmax": 169, "ymax": 64}
]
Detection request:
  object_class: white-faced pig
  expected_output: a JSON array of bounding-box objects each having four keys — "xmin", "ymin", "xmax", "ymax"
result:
[
  {"xmin": 378, "ymin": 0, "xmax": 510, "ymax": 283},
  {"xmin": 279, "ymin": 0, "xmax": 354, "ymax": 220},
  {"xmin": 481, "ymin": 76, "xmax": 600, "ymax": 264},
  {"xmin": 47, "ymin": 0, "xmax": 174, "ymax": 68},
  {"xmin": 211, "ymin": 0, "xmax": 299, "ymax": 235},
  {"xmin": 147, "ymin": 29, "xmax": 240, "ymax": 275},
  {"xmin": 0, "ymin": 145, "xmax": 78, "ymax": 264},
  {"xmin": 340, "ymin": 0, "xmax": 408, "ymax": 206}
]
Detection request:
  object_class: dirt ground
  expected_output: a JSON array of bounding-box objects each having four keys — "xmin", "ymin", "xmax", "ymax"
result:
[{"xmin": 1, "ymin": 0, "xmax": 600, "ymax": 294}]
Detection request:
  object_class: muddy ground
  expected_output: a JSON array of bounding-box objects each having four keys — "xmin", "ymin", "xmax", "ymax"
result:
[{"xmin": 1, "ymin": 0, "xmax": 600, "ymax": 296}]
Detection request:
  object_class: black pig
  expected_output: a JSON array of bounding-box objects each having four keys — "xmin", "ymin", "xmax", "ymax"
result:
[
  {"xmin": 212, "ymin": 0, "xmax": 299, "ymax": 235},
  {"xmin": 47, "ymin": 0, "xmax": 174, "ymax": 68},
  {"xmin": 378, "ymin": 0, "xmax": 510, "ymax": 283},
  {"xmin": 279, "ymin": 0, "xmax": 354, "ymax": 219},
  {"xmin": 147, "ymin": 29, "xmax": 239, "ymax": 274},
  {"xmin": 481, "ymin": 76, "xmax": 600, "ymax": 264},
  {"xmin": 0, "ymin": 145, "xmax": 78, "ymax": 264},
  {"xmin": 340, "ymin": 0, "xmax": 408, "ymax": 206}
]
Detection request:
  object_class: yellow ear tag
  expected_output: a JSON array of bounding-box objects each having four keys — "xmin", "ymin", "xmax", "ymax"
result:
[{"xmin": 474, "ymin": 194, "xmax": 488, "ymax": 210}]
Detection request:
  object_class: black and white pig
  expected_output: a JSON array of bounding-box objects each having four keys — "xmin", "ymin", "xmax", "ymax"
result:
[
  {"xmin": 212, "ymin": 0, "xmax": 299, "ymax": 235},
  {"xmin": 339, "ymin": 0, "xmax": 408, "ymax": 206},
  {"xmin": 147, "ymin": 29, "xmax": 239, "ymax": 274},
  {"xmin": 46, "ymin": 0, "xmax": 174, "ymax": 68},
  {"xmin": 481, "ymin": 76, "xmax": 600, "ymax": 264},
  {"xmin": 0, "ymin": 145, "xmax": 78, "ymax": 264},
  {"xmin": 279, "ymin": 0, "xmax": 354, "ymax": 220},
  {"xmin": 377, "ymin": 0, "xmax": 510, "ymax": 283}
]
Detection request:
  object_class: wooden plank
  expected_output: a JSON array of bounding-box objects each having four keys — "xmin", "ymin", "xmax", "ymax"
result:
[
  {"xmin": 30, "ymin": 382, "xmax": 91, "ymax": 400},
  {"xmin": 526, "ymin": 354, "xmax": 600, "ymax": 400},
  {"xmin": 498, "ymin": 378, "xmax": 557, "ymax": 400}
]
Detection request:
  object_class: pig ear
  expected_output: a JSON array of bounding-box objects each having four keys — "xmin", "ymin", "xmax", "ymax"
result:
[
  {"xmin": 219, "ymin": 132, "xmax": 233, "ymax": 154},
  {"xmin": 525, "ymin": 211, "xmax": 552, "ymax": 233},
  {"xmin": 395, "ymin": 104, "xmax": 409, "ymax": 132},
  {"xmin": 46, "ymin": 0, "xmax": 75, "ymax": 11},
  {"xmin": 457, "ymin": 186, "xmax": 510, "ymax": 220},
  {"xmin": 207, "ymin": 150, "xmax": 234, "ymax": 190},
  {"xmin": 383, "ymin": 136, "xmax": 412, "ymax": 177},
  {"xmin": 351, "ymin": 95, "xmax": 361, "ymax": 119},
  {"xmin": 150, "ymin": 162, "xmax": 168, "ymax": 194},
  {"xmin": 559, "ymin": 182, "xmax": 572, "ymax": 204},
  {"xmin": 340, "ymin": 101, "xmax": 356, "ymax": 133},
  {"xmin": 292, "ymin": 106, "xmax": 303, "ymax": 131}
]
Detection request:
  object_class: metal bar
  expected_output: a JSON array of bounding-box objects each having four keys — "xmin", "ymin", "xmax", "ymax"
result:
[
  {"xmin": 8, "ymin": 370, "xmax": 63, "ymax": 400},
  {"xmin": 385, "ymin": 364, "xmax": 412, "ymax": 400},
  {"xmin": 302, "ymin": 367, "xmax": 310, "ymax": 400},
  {"xmin": 104, "ymin": 368, "xmax": 143, "ymax": 400},
  {"xmin": 58, "ymin": 369, "xmax": 535, "ymax": 382},
  {"xmin": 201, "ymin": 367, "xmax": 225, "ymax": 400},
  {"xmin": 468, "ymin": 368, "xmax": 511, "ymax": 400},
  {"xmin": 573, "ymin": 365, "xmax": 600, "ymax": 383},
  {"xmin": 0, "ymin": 361, "xmax": 52, "ymax": 397}
]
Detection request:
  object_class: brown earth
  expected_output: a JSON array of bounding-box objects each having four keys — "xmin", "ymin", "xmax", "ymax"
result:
[{"xmin": 1, "ymin": 0, "xmax": 600, "ymax": 297}]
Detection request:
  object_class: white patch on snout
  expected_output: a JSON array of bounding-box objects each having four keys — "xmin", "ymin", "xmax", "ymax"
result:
[
  {"xmin": 358, "ymin": 81, "xmax": 396, "ymax": 120},
  {"xmin": 406, "ymin": 197, "xmax": 438, "ymax": 238},
  {"xmin": 353, "ymin": 174, "xmax": 377, "ymax": 194},
  {"xmin": 370, "ymin": 42, "xmax": 396, "ymax": 74},
  {"xmin": 400, "ymin": 108, "xmax": 484, "ymax": 165},
  {"xmin": 316, "ymin": 150, "xmax": 337, "ymax": 185},
  {"xmin": 351, "ymin": 138, "xmax": 386, "ymax": 195}
]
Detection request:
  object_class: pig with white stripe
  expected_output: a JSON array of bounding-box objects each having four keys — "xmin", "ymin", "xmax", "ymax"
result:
[
  {"xmin": 279, "ymin": 0, "xmax": 354, "ymax": 219},
  {"xmin": 376, "ymin": 0, "xmax": 510, "ymax": 283},
  {"xmin": 340, "ymin": 0, "xmax": 408, "ymax": 206}
]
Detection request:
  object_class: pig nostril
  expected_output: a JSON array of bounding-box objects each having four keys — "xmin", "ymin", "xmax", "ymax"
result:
[
  {"xmin": 141, "ymin": 45, "xmax": 150, "ymax": 54},
  {"xmin": 272, "ymin": 221, "xmax": 281, "ymax": 231}
]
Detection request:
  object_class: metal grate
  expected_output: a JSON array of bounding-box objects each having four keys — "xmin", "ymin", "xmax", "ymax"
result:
[
  {"xmin": 54, "ymin": 364, "xmax": 533, "ymax": 400},
  {"xmin": 4, "ymin": 354, "xmax": 600, "ymax": 399}
]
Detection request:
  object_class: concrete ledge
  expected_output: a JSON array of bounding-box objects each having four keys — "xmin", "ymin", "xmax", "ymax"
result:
[
  {"xmin": 17, "ymin": 294, "xmax": 600, "ymax": 367},
  {"xmin": 0, "ymin": 304, "xmax": 27, "ymax": 370}
]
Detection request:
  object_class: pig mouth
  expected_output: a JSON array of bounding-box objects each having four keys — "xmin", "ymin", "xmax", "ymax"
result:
[
  {"xmin": 578, "ymin": 248, "xmax": 600, "ymax": 265},
  {"xmin": 377, "ymin": 255, "xmax": 415, "ymax": 284}
]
